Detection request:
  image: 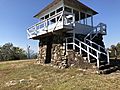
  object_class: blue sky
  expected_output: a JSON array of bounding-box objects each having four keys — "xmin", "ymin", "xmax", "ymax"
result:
[{"xmin": 0, "ymin": 0, "xmax": 120, "ymax": 52}]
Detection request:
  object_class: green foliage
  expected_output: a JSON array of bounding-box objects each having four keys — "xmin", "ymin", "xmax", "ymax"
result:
[
  {"xmin": 109, "ymin": 43, "xmax": 120, "ymax": 58},
  {"xmin": 0, "ymin": 43, "xmax": 27, "ymax": 61}
]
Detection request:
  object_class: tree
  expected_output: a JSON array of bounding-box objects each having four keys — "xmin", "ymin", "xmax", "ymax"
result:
[
  {"xmin": 109, "ymin": 43, "xmax": 120, "ymax": 58},
  {"xmin": 1, "ymin": 43, "xmax": 13, "ymax": 60},
  {"xmin": 0, "ymin": 43, "xmax": 27, "ymax": 61}
]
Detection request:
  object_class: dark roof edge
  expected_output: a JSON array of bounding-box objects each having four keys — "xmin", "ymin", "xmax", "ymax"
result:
[{"xmin": 34, "ymin": 0, "xmax": 98, "ymax": 18}]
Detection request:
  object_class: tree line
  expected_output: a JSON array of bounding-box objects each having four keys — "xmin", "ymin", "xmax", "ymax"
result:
[
  {"xmin": 0, "ymin": 43, "xmax": 37, "ymax": 61},
  {"xmin": 0, "ymin": 42, "xmax": 120, "ymax": 61},
  {"xmin": 108, "ymin": 43, "xmax": 120, "ymax": 58}
]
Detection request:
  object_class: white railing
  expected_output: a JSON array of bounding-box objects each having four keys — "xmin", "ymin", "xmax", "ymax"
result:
[
  {"xmin": 84, "ymin": 23, "xmax": 107, "ymax": 41},
  {"xmin": 65, "ymin": 37, "xmax": 109, "ymax": 68},
  {"xmin": 27, "ymin": 11, "xmax": 75, "ymax": 38},
  {"xmin": 86, "ymin": 39, "xmax": 106, "ymax": 52}
]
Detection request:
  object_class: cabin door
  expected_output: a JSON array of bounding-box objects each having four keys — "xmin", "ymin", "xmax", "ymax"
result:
[{"xmin": 45, "ymin": 36, "xmax": 53, "ymax": 64}]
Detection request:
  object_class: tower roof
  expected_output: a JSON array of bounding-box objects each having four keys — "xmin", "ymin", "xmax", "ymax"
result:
[{"xmin": 34, "ymin": 0, "xmax": 98, "ymax": 18}]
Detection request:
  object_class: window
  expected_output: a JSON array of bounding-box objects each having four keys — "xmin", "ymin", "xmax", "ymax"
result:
[
  {"xmin": 65, "ymin": 7, "xmax": 72, "ymax": 13},
  {"xmin": 73, "ymin": 9, "xmax": 79, "ymax": 21},
  {"xmin": 80, "ymin": 12, "xmax": 86, "ymax": 24},
  {"xmin": 50, "ymin": 11, "xmax": 55, "ymax": 16},
  {"xmin": 56, "ymin": 7, "xmax": 63, "ymax": 13},
  {"xmin": 80, "ymin": 12, "xmax": 85, "ymax": 19},
  {"xmin": 45, "ymin": 14, "xmax": 49, "ymax": 19},
  {"xmin": 87, "ymin": 14, "xmax": 92, "ymax": 26},
  {"xmin": 40, "ymin": 17, "xmax": 44, "ymax": 20}
]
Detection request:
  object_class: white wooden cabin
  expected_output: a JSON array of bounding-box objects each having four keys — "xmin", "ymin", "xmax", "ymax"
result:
[
  {"xmin": 27, "ymin": 0, "xmax": 106, "ymax": 39},
  {"xmin": 27, "ymin": 0, "xmax": 111, "ymax": 72}
]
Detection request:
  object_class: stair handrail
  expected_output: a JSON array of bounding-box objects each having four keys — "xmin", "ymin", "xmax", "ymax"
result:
[
  {"xmin": 66, "ymin": 37, "xmax": 100, "ymax": 67},
  {"xmin": 65, "ymin": 37, "xmax": 109, "ymax": 68},
  {"xmin": 85, "ymin": 39, "xmax": 106, "ymax": 51},
  {"xmin": 84, "ymin": 23, "xmax": 107, "ymax": 42}
]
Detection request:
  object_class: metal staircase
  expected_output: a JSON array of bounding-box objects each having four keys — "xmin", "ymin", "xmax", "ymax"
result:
[
  {"xmin": 84, "ymin": 23, "xmax": 107, "ymax": 42},
  {"xmin": 64, "ymin": 23, "xmax": 118, "ymax": 73},
  {"xmin": 65, "ymin": 37, "xmax": 109, "ymax": 68}
]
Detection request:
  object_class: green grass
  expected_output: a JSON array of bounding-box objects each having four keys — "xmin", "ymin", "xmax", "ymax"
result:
[{"xmin": 0, "ymin": 60, "xmax": 120, "ymax": 90}]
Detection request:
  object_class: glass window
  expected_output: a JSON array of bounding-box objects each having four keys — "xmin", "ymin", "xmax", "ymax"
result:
[
  {"xmin": 80, "ymin": 12, "xmax": 85, "ymax": 19},
  {"xmin": 56, "ymin": 7, "xmax": 63, "ymax": 13},
  {"xmin": 80, "ymin": 12, "xmax": 86, "ymax": 24},
  {"xmin": 65, "ymin": 7, "xmax": 72, "ymax": 13},
  {"xmin": 73, "ymin": 9, "xmax": 79, "ymax": 21},
  {"xmin": 87, "ymin": 14, "xmax": 92, "ymax": 26},
  {"xmin": 50, "ymin": 11, "xmax": 55, "ymax": 16},
  {"xmin": 45, "ymin": 14, "xmax": 49, "ymax": 19},
  {"xmin": 40, "ymin": 17, "xmax": 44, "ymax": 20}
]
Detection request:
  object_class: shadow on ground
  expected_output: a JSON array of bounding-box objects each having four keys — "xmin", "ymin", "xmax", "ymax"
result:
[{"xmin": 110, "ymin": 58, "xmax": 120, "ymax": 70}]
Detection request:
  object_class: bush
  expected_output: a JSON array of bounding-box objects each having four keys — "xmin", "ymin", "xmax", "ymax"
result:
[{"xmin": 0, "ymin": 43, "xmax": 27, "ymax": 61}]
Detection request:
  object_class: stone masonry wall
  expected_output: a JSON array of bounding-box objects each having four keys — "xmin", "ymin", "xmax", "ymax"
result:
[
  {"xmin": 38, "ymin": 44, "xmax": 94, "ymax": 69},
  {"xmin": 38, "ymin": 45, "xmax": 47, "ymax": 63},
  {"xmin": 37, "ymin": 33, "xmax": 104, "ymax": 69}
]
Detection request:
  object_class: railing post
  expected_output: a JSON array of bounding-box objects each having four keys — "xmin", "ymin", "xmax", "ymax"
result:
[
  {"xmin": 34, "ymin": 25, "xmax": 37, "ymax": 35},
  {"xmin": 62, "ymin": 11, "xmax": 64, "ymax": 25},
  {"xmin": 73, "ymin": 37, "xmax": 75, "ymax": 50},
  {"xmin": 107, "ymin": 50, "xmax": 110, "ymax": 65},
  {"xmin": 66, "ymin": 38, "xmax": 68, "ymax": 51},
  {"xmin": 79, "ymin": 42, "xmax": 81, "ymax": 54},
  {"xmin": 87, "ymin": 46, "xmax": 90, "ymax": 63},
  {"xmin": 46, "ymin": 19, "xmax": 48, "ymax": 31},
  {"xmin": 98, "ymin": 46, "xmax": 100, "ymax": 51},
  {"xmin": 97, "ymin": 52, "xmax": 100, "ymax": 68},
  {"xmin": 63, "ymin": 38, "xmax": 67, "ymax": 56}
]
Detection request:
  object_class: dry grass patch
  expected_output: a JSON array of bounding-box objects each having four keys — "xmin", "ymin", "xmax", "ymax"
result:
[{"xmin": 0, "ymin": 60, "xmax": 120, "ymax": 90}]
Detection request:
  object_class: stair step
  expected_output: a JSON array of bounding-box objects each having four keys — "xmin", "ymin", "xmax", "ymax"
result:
[
  {"xmin": 90, "ymin": 59, "xmax": 96, "ymax": 63},
  {"xmin": 99, "ymin": 61, "xmax": 108, "ymax": 65},
  {"xmin": 95, "ymin": 60, "xmax": 108, "ymax": 66},
  {"xmin": 99, "ymin": 64, "xmax": 111, "ymax": 70},
  {"xmin": 100, "ymin": 66, "xmax": 118, "ymax": 74}
]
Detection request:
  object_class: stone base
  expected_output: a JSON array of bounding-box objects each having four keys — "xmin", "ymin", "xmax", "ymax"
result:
[{"xmin": 37, "ymin": 44, "xmax": 96, "ymax": 69}]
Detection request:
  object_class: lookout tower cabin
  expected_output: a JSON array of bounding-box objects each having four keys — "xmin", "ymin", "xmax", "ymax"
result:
[{"xmin": 27, "ymin": 0, "xmax": 110, "ymax": 70}]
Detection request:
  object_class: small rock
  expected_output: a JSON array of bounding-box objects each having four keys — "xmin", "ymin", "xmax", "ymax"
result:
[
  {"xmin": 78, "ymin": 68, "xmax": 83, "ymax": 71},
  {"xmin": 6, "ymin": 80, "xmax": 17, "ymax": 86},
  {"xmin": 83, "ymin": 69, "xmax": 86, "ymax": 72},
  {"xmin": 19, "ymin": 79, "xmax": 25, "ymax": 83},
  {"xmin": 36, "ymin": 85, "xmax": 42, "ymax": 89},
  {"xmin": 71, "ymin": 76, "xmax": 75, "ymax": 78}
]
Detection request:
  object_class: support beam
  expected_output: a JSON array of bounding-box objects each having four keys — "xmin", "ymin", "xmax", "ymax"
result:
[{"xmin": 91, "ymin": 15, "xmax": 94, "ymax": 27}]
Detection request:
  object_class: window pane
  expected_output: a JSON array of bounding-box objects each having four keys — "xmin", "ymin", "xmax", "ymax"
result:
[
  {"xmin": 65, "ymin": 7, "xmax": 72, "ymax": 13},
  {"xmin": 50, "ymin": 11, "xmax": 55, "ymax": 16},
  {"xmin": 40, "ymin": 17, "xmax": 44, "ymax": 20},
  {"xmin": 87, "ymin": 14, "xmax": 92, "ymax": 26},
  {"xmin": 80, "ymin": 12, "xmax": 85, "ymax": 19},
  {"xmin": 56, "ymin": 7, "xmax": 63, "ymax": 13},
  {"xmin": 73, "ymin": 9, "xmax": 79, "ymax": 21},
  {"xmin": 45, "ymin": 14, "xmax": 49, "ymax": 19}
]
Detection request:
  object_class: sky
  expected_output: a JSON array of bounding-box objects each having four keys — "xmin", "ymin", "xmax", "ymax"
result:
[{"xmin": 0, "ymin": 0, "xmax": 120, "ymax": 52}]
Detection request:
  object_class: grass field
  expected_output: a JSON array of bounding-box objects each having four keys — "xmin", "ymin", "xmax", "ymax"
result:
[{"xmin": 0, "ymin": 59, "xmax": 120, "ymax": 90}]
